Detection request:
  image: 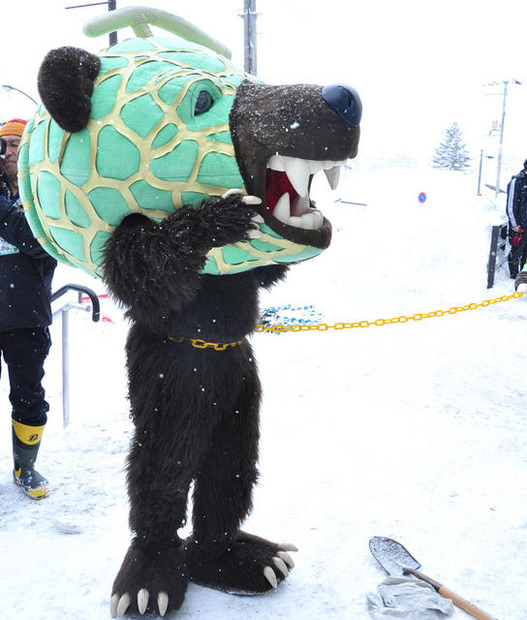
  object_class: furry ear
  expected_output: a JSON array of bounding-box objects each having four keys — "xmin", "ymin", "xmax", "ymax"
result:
[{"xmin": 37, "ymin": 46, "xmax": 101, "ymax": 133}]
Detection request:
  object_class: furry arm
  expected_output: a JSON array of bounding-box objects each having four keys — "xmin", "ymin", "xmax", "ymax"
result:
[{"xmin": 102, "ymin": 193, "xmax": 260, "ymax": 318}]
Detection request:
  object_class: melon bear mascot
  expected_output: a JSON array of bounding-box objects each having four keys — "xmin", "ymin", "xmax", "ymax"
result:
[{"xmin": 18, "ymin": 7, "xmax": 361, "ymax": 617}]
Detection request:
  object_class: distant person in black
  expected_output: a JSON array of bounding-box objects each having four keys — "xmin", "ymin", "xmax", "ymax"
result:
[
  {"xmin": 506, "ymin": 159, "xmax": 527, "ymax": 278},
  {"xmin": 0, "ymin": 118, "xmax": 57, "ymax": 499}
]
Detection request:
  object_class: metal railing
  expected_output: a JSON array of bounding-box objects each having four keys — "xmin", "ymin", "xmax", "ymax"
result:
[
  {"xmin": 52, "ymin": 284, "xmax": 100, "ymax": 427},
  {"xmin": 487, "ymin": 223, "xmax": 509, "ymax": 288}
]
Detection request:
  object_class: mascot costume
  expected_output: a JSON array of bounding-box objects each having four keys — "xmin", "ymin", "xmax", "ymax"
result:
[{"xmin": 17, "ymin": 6, "xmax": 361, "ymax": 617}]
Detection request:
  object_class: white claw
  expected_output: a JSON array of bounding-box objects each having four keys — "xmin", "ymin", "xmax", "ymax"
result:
[
  {"xmin": 251, "ymin": 214, "xmax": 265, "ymax": 223},
  {"xmin": 116, "ymin": 593, "xmax": 131, "ymax": 617},
  {"xmin": 263, "ymin": 565, "xmax": 278, "ymax": 589},
  {"xmin": 272, "ymin": 557, "xmax": 289, "ymax": 578},
  {"xmin": 158, "ymin": 591, "xmax": 169, "ymax": 617},
  {"xmin": 137, "ymin": 588, "xmax": 149, "ymax": 615},
  {"xmin": 242, "ymin": 195, "xmax": 262, "ymax": 206},
  {"xmin": 110, "ymin": 593, "xmax": 119, "ymax": 618},
  {"xmin": 277, "ymin": 551, "xmax": 295, "ymax": 568},
  {"xmin": 222, "ymin": 188, "xmax": 243, "ymax": 199},
  {"xmin": 279, "ymin": 543, "xmax": 298, "ymax": 552}
]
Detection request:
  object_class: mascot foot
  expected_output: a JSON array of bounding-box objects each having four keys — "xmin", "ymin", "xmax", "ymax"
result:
[
  {"xmin": 185, "ymin": 531, "xmax": 297, "ymax": 594},
  {"xmin": 111, "ymin": 541, "xmax": 188, "ymax": 617}
]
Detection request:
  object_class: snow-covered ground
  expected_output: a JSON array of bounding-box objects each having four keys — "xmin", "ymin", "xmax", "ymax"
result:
[{"xmin": 1, "ymin": 167, "xmax": 526, "ymax": 619}]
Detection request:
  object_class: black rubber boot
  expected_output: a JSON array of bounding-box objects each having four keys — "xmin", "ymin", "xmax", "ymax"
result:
[
  {"xmin": 515, "ymin": 271, "xmax": 527, "ymax": 291},
  {"xmin": 12, "ymin": 420, "xmax": 49, "ymax": 500}
]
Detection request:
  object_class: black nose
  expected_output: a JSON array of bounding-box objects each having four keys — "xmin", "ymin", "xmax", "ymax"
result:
[{"xmin": 322, "ymin": 84, "xmax": 362, "ymax": 127}]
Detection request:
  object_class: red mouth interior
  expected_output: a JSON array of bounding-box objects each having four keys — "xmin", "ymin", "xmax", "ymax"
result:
[{"xmin": 265, "ymin": 169, "xmax": 298, "ymax": 212}]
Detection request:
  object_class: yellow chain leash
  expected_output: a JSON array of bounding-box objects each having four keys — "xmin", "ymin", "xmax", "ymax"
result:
[
  {"xmin": 167, "ymin": 292, "xmax": 523, "ymax": 349},
  {"xmin": 255, "ymin": 291, "xmax": 524, "ymax": 335}
]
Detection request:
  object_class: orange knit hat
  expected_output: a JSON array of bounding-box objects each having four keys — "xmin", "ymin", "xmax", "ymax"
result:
[{"xmin": 0, "ymin": 118, "xmax": 27, "ymax": 138}]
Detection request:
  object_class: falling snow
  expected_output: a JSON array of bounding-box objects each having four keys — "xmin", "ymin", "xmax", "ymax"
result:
[{"xmin": 0, "ymin": 168, "xmax": 525, "ymax": 619}]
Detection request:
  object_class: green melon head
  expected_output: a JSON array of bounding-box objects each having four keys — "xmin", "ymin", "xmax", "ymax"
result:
[{"xmin": 19, "ymin": 17, "xmax": 361, "ymax": 278}]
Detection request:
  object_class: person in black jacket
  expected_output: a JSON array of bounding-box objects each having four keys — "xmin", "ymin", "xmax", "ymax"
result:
[
  {"xmin": 0, "ymin": 119, "xmax": 56, "ymax": 499},
  {"xmin": 506, "ymin": 159, "xmax": 527, "ymax": 277}
]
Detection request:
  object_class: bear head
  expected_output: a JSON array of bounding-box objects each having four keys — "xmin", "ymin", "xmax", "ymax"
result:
[{"xmin": 18, "ymin": 9, "xmax": 361, "ymax": 278}]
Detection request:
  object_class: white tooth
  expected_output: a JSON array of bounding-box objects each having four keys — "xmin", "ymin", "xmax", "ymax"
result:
[
  {"xmin": 267, "ymin": 154, "xmax": 285, "ymax": 171},
  {"xmin": 273, "ymin": 193, "xmax": 291, "ymax": 223},
  {"xmin": 309, "ymin": 160, "xmax": 323, "ymax": 174},
  {"xmin": 300, "ymin": 213, "xmax": 316, "ymax": 229},
  {"xmin": 313, "ymin": 210, "xmax": 324, "ymax": 228},
  {"xmin": 289, "ymin": 216, "xmax": 302, "ymax": 227},
  {"xmin": 322, "ymin": 160, "xmax": 341, "ymax": 170},
  {"xmin": 292, "ymin": 194, "xmax": 310, "ymax": 216},
  {"xmin": 287, "ymin": 211, "xmax": 324, "ymax": 230},
  {"xmin": 324, "ymin": 165, "xmax": 341, "ymax": 190},
  {"xmin": 284, "ymin": 156, "xmax": 310, "ymax": 197}
]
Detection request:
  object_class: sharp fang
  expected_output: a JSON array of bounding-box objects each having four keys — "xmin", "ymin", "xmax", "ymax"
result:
[
  {"xmin": 313, "ymin": 210, "xmax": 324, "ymax": 228},
  {"xmin": 284, "ymin": 156, "xmax": 310, "ymax": 197},
  {"xmin": 292, "ymin": 194, "xmax": 310, "ymax": 216},
  {"xmin": 267, "ymin": 154, "xmax": 285, "ymax": 171},
  {"xmin": 274, "ymin": 192, "xmax": 291, "ymax": 224},
  {"xmin": 309, "ymin": 160, "xmax": 324, "ymax": 174},
  {"xmin": 324, "ymin": 165, "xmax": 341, "ymax": 190}
]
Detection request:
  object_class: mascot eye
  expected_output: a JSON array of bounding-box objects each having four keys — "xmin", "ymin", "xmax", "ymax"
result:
[{"xmin": 194, "ymin": 91, "xmax": 214, "ymax": 115}]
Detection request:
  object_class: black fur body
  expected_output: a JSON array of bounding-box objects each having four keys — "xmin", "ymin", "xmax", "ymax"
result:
[
  {"xmin": 34, "ymin": 39, "xmax": 362, "ymax": 617},
  {"xmin": 104, "ymin": 194, "xmax": 289, "ymax": 614}
]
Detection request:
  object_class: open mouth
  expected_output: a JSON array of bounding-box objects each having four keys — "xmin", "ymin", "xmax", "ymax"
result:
[{"xmin": 265, "ymin": 155, "xmax": 345, "ymax": 230}]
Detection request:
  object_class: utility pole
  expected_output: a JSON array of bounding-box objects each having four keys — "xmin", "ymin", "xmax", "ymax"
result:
[
  {"xmin": 241, "ymin": 0, "xmax": 258, "ymax": 75},
  {"xmin": 487, "ymin": 79, "xmax": 521, "ymax": 198},
  {"xmin": 108, "ymin": 0, "xmax": 117, "ymax": 45},
  {"xmin": 66, "ymin": 1, "xmax": 118, "ymax": 46}
]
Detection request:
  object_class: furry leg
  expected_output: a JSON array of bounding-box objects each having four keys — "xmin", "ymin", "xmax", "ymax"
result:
[
  {"xmin": 186, "ymin": 357, "xmax": 296, "ymax": 593},
  {"xmin": 112, "ymin": 329, "xmax": 218, "ymax": 617},
  {"xmin": 112, "ymin": 420, "xmax": 193, "ymax": 617}
]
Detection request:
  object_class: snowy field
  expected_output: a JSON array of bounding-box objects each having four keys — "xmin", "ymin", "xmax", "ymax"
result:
[{"xmin": 1, "ymin": 168, "xmax": 526, "ymax": 619}]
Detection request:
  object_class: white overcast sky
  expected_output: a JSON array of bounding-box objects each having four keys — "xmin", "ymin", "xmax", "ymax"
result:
[{"xmin": 2, "ymin": 0, "xmax": 527, "ymax": 166}]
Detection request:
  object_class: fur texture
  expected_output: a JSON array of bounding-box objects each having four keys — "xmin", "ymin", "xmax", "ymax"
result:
[
  {"xmin": 104, "ymin": 194, "xmax": 289, "ymax": 614},
  {"xmin": 31, "ymin": 35, "xmax": 361, "ymax": 618},
  {"xmin": 37, "ymin": 47, "xmax": 100, "ymax": 133}
]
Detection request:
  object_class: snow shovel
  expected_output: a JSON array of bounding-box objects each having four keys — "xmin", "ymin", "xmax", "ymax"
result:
[{"xmin": 369, "ymin": 536, "xmax": 498, "ymax": 620}]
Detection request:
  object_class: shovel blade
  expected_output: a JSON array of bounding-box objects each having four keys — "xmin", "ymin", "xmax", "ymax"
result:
[{"xmin": 369, "ymin": 536, "xmax": 422, "ymax": 576}]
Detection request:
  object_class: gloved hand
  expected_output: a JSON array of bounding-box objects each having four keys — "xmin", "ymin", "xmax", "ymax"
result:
[
  {"xmin": 512, "ymin": 229, "xmax": 524, "ymax": 247},
  {"xmin": 367, "ymin": 576, "xmax": 454, "ymax": 619}
]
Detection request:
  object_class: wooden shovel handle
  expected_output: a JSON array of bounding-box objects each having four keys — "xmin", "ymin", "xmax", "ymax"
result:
[
  {"xmin": 403, "ymin": 568, "xmax": 498, "ymax": 620},
  {"xmin": 438, "ymin": 585, "xmax": 497, "ymax": 620}
]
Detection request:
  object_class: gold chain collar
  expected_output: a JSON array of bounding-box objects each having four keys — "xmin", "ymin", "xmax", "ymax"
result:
[{"xmin": 168, "ymin": 335, "xmax": 243, "ymax": 351}]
